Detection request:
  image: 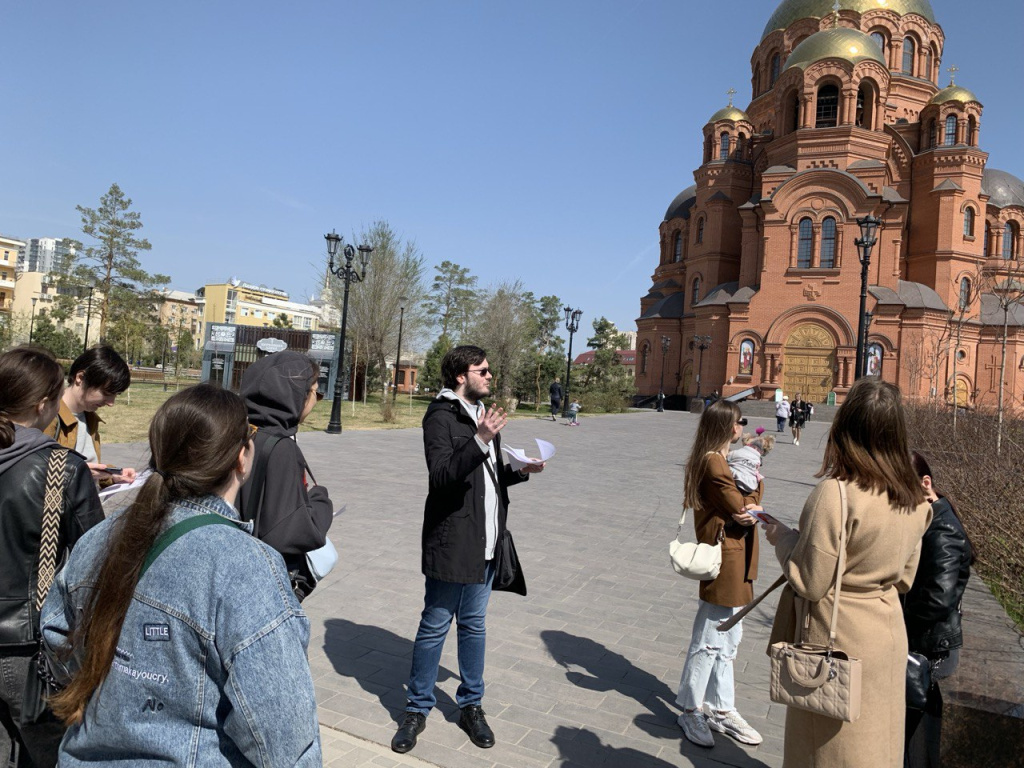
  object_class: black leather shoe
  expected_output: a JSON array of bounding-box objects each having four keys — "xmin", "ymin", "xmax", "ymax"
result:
[
  {"xmin": 459, "ymin": 704, "xmax": 495, "ymax": 748},
  {"xmin": 391, "ymin": 712, "xmax": 426, "ymax": 754}
]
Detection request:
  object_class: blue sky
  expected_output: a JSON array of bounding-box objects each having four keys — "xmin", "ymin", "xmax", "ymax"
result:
[{"xmin": 4, "ymin": 0, "xmax": 1021, "ymax": 347}]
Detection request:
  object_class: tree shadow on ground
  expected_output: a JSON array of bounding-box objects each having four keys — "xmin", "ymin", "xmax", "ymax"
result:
[
  {"xmin": 552, "ymin": 726, "xmax": 677, "ymax": 767},
  {"xmin": 322, "ymin": 618, "xmax": 459, "ymax": 722}
]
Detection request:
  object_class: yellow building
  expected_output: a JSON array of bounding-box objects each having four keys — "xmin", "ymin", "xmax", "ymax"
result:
[
  {"xmin": 0, "ymin": 234, "xmax": 24, "ymax": 317},
  {"xmin": 9, "ymin": 271, "xmax": 104, "ymax": 346},
  {"xmin": 156, "ymin": 289, "xmax": 204, "ymax": 345},
  {"xmin": 196, "ymin": 280, "xmax": 322, "ymax": 331}
]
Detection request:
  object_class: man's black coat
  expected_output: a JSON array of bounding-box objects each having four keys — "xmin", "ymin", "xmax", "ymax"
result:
[{"xmin": 421, "ymin": 398, "xmax": 527, "ymax": 583}]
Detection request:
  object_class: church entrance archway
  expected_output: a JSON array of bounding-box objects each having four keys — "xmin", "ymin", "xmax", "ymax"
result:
[{"xmin": 782, "ymin": 324, "xmax": 836, "ymax": 403}]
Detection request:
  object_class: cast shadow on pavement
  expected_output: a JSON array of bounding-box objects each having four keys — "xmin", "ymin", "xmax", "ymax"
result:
[
  {"xmin": 322, "ymin": 618, "xmax": 460, "ymax": 723},
  {"xmin": 552, "ymin": 726, "xmax": 676, "ymax": 767}
]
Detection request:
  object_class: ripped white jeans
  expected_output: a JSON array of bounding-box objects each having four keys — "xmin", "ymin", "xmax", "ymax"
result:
[{"xmin": 675, "ymin": 599, "xmax": 742, "ymax": 712}]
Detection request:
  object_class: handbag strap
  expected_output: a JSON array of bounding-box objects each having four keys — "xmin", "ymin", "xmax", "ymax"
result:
[
  {"xmin": 35, "ymin": 448, "xmax": 69, "ymax": 611},
  {"xmin": 716, "ymin": 574, "xmax": 786, "ymax": 632},
  {"xmin": 826, "ymin": 478, "xmax": 850, "ymax": 650},
  {"xmin": 244, "ymin": 434, "xmax": 283, "ymax": 537}
]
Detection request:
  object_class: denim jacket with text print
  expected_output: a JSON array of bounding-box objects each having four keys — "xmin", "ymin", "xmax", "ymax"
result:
[{"xmin": 41, "ymin": 495, "xmax": 321, "ymax": 767}]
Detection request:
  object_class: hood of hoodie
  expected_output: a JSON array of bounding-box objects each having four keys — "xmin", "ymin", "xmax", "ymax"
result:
[
  {"xmin": 0, "ymin": 425, "xmax": 58, "ymax": 476},
  {"xmin": 435, "ymin": 387, "xmax": 482, "ymax": 424},
  {"xmin": 239, "ymin": 351, "xmax": 316, "ymax": 436}
]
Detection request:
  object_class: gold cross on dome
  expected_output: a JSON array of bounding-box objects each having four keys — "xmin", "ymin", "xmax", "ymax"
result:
[
  {"xmin": 726, "ymin": 87, "xmax": 737, "ymax": 107},
  {"xmin": 947, "ymin": 64, "xmax": 959, "ymax": 85}
]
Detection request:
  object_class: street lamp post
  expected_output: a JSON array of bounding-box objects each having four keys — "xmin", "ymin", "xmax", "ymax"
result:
[
  {"xmin": 691, "ymin": 334, "xmax": 712, "ymax": 401},
  {"xmin": 657, "ymin": 335, "xmax": 670, "ymax": 412},
  {"xmin": 861, "ymin": 311, "xmax": 874, "ymax": 375},
  {"xmin": 561, "ymin": 306, "xmax": 583, "ymax": 418},
  {"xmin": 853, "ymin": 215, "xmax": 881, "ymax": 379},
  {"xmin": 392, "ymin": 296, "xmax": 407, "ymax": 402},
  {"xmin": 82, "ymin": 286, "xmax": 95, "ymax": 353},
  {"xmin": 324, "ymin": 230, "xmax": 373, "ymax": 434},
  {"xmin": 29, "ymin": 298, "xmax": 38, "ymax": 344}
]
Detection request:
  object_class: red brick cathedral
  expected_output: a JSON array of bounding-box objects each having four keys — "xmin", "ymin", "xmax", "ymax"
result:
[{"xmin": 635, "ymin": 0, "xmax": 1024, "ymax": 406}]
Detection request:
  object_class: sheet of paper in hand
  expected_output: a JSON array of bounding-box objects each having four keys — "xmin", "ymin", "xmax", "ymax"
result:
[{"xmin": 501, "ymin": 439, "xmax": 556, "ymax": 471}]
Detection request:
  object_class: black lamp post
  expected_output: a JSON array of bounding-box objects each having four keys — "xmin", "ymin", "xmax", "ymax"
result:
[
  {"xmin": 81, "ymin": 285, "xmax": 95, "ymax": 353},
  {"xmin": 392, "ymin": 295, "xmax": 407, "ymax": 402},
  {"xmin": 853, "ymin": 215, "xmax": 881, "ymax": 379},
  {"xmin": 324, "ymin": 230, "xmax": 372, "ymax": 434},
  {"xmin": 692, "ymin": 334, "xmax": 712, "ymax": 400},
  {"xmin": 29, "ymin": 298, "xmax": 38, "ymax": 343},
  {"xmin": 861, "ymin": 311, "xmax": 874, "ymax": 375},
  {"xmin": 657, "ymin": 335, "xmax": 670, "ymax": 412},
  {"xmin": 561, "ymin": 306, "xmax": 583, "ymax": 418}
]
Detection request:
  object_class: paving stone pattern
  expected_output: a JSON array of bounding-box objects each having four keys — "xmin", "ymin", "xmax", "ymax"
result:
[{"xmin": 101, "ymin": 409, "xmax": 1023, "ymax": 768}]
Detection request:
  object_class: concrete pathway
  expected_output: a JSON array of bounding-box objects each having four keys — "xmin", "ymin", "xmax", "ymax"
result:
[{"xmin": 102, "ymin": 409, "xmax": 1022, "ymax": 767}]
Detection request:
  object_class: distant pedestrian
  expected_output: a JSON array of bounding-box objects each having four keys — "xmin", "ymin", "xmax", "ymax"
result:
[
  {"xmin": 789, "ymin": 393, "xmax": 809, "ymax": 445},
  {"xmin": 775, "ymin": 396, "xmax": 790, "ymax": 432},
  {"xmin": 568, "ymin": 398, "xmax": 581, "ymax": 426},
  {"xmin": 549, "ymin": 378, "xmax": 563, "ymax": 421}
]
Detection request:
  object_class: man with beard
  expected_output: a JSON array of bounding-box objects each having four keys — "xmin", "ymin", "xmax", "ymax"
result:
[{"xmin": 392, "ymin": 345, "xmax": 544, "ymax": 755}]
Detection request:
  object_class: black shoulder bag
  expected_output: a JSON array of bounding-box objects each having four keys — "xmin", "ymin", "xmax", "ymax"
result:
[{"xmin": 482, "ymin": 457, "xmax": 526, "ymax": 596}]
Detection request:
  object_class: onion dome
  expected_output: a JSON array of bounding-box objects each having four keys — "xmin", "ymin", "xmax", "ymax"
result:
[
  {"xmin": 981, "ymin": 169, "xmax": 1024, "ymax": 210},
  {"xmin": 783, "ymin": 28, "xmax": 887, "ymax": 71},
  {"xmin": 665, "ymin": 185, "xmax": 697, "ymax": 221},
  {"xmin": 708, "ymin": 106, "xmax": 751, "ymax": 123},
  {"xmin": 928, "ymin": 85, "xmax": 982, "ymax": 106},
  {"xmin": 762, "ymin": 0, "xmax": 936, "ymax": 40}
]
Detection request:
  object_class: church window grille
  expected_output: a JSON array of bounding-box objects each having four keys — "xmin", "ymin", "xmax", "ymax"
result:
[
  {"xmin": 705, "ymin": 135, "xmax": 713, "ymax": 163},
  {"xmin": 720, "ymin": 133, "xmax": 730, "ymax": 160},
  {"xmin": 788, "ymin": 91, "xmax": 800, "ymax": 133},
  {"xmin": 691, "ymin": 277, "xmax": 701, "ymax": 306},
  {"xmin": 674, "ymin": 232, "xmax": 683, "ymax": 262},
  {"xmin": 753, "ymin": 65, "xmax": 762, "ymax": 96},
  {"xmin": 927, "ymin": 119, "xmax": 937, "ymax": 148},
  {"xmin": 820, "ymin": 217, "xmax": 837, "ymax": 268},
  {"xmin": 815, "ymin": 84, "xmax": 839, "ymax": 128},
  {"xmin": 984, "ymin": 222, "xmax": 990, "ymax": 257},
  {"xmin": 902, "ymin": 37, "xmax": 915, "ymax": 75},
  {"xmin": 1005, "ymin": 223, "xmax": 1018, "ymax": 260},
  {"xmin": 737, "ymin": 133, "xmax": 746, "ymax": 159},
  {"xmin": 770, "ymin": 53, "xmax": 781, "ymax": 87},
  {"xmin": 696, "ymin": 217, "xmax": 705, "ymax": 244},
  {"xmin": 959, "ymin": 278, "xmax": 970, "ymax": 310},
  {"xmin": 968, "ymin": 115, "xmax": 977, "ymax": 146},
  {"xmin": 924, "ymin": 47, "xmax": 933, "ymax": 81},
  {"xmin": 945, "ymin": 115, "xmax": 957, "ymax": 146},
  {"xmin": 797, "ymin": 218, "xmax": 814, "ymax": 268},
  {"xmin": 963, "ymin": 208, "xmax": 975, "ymax": 238},
  {"xmin": 870, "ymin": 32, "xmax": 885, "ymax": 55}
]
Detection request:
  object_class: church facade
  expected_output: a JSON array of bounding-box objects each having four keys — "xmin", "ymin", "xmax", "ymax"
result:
[{"xmin": 635, "ymin": 0, "xmax": 1024, "ymax": 407}]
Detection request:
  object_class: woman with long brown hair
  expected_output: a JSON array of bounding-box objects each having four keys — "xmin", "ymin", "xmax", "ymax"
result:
[
  {"xmin": 765, "ymin": 378, "xmax": 932, "ymax": 767},
  {"xmin": 40, "ymin": 384, "xmax": 321, "ymax": 766},
  {"xmin": 675, "ymin": 400, "xmax": 765, "ymax": 749}
]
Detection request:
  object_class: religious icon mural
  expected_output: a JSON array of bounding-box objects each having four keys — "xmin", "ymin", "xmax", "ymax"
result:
[
  {"xmin": 866, "ymin": 344, "xmax": 883, "ymax": 377},
  {"xmin": 739, "ymin": 339, "xmax": 754, "ymax": 376}
]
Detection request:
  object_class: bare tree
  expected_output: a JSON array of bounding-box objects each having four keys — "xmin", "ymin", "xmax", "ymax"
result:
[
  {"xmin": 982, "ymin": 258, "xmax": 1024, "ymax": 454},
  {"xmin": 470, "ymin": 279, "xmax": 535, "ymax": 406},
  {"xmin": 946, "ymin": 264, "xmax": 984, "ymax": 436}
]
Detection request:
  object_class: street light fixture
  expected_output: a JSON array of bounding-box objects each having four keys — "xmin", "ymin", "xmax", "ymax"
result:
[
  {"xmin": 561, "ymin": 306, "xmax": 583, "ymax": 418},
  {"xmin": 81, "ymin": 285, "xmax": 95, "ymax": 353},
  {"xmin": 691, "ymin": 334, "xmax": 712, "ymax": 401},
  {"xmin": 853, "ymin": 214, "xmax": 881, "ymax": 379},
  {"xmin": 657, "ymin": 335, "xmax": 670, "ymax": 412},
  {"xmin": 29, "ymin": 298, "xmax": 38, "ymax": 344},
  {"xmin": 392, "ymin": 295, "xmax": 408, "ymax": 402},
  {"xmin": 324, "ymin": 230, "xmax": 372, "ymax": 434}
]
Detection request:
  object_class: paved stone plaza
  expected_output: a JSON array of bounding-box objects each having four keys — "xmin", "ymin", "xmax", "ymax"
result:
[{"xmin": 104, "ymin": 409, "xmax": 1024, "ymax": 768}]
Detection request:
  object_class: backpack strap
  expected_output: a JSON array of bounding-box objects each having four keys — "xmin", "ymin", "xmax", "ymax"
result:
[
  {"xmin": 140, "ymin": 514, "xmax": 237, "ymax": 578},
  {"xmin": 36, "ymin": 448, "xmax": 69, "ymax": 611},
  {"xmin": 243, "ymin": 434, "xmax": 284, "ymax": 538}
]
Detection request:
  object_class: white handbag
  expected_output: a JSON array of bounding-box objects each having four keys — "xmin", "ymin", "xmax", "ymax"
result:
[
  {"xmin": 669, "ymin": 509, "xmax": 724, "ymax": 580},
  {"xmin": 306, "ymin": 537, "xmax": 338, "ymax": 582}
]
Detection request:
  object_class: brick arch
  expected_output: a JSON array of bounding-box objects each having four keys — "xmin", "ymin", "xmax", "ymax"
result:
[
  {"xmin": 771, "ymin": 177, "xmax": 871, "ymax": 222},
  {"xmin": 765, "ymin": 305, "xmax": 856, "ymax": 348},
  {"xmin": 729, "ymin": 329, "xmax": 765, "ymax": 350}
]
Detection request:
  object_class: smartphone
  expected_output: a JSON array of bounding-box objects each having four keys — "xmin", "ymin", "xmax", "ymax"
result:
[
  {"xmin": 99, "ymin": 466, "xmax": 123, "ymax": 474},
  {"xmin": 752, "ymin": 511, "xmax": 776, "ymax": 525}
]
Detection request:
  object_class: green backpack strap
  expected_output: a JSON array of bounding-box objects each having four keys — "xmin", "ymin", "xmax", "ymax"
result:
[{"xmin": 140, "ymin": 514, "xmax": 238, "ymax": 578}]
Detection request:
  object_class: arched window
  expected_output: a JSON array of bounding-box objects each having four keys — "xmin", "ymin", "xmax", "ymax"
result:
[
  {"xmin": 696, "ymin": 217, "xmax": 705, "ymax": 244},
  {"xmin": 984, "ymin": 222, "xmax": 991, "ymax": 257},
  {"xmin": 736, "ymin": 133, "xmax": 747, "ymax": 159},
  {"xmin": 815, "ymin": 84, "xmax": 839, "ymax": 128},
  {"xmin": 704, "ymin": 134, "xmax": 713, "ymax": 163},
  {"xmin": 640, "ymin": 342, "xmax": 650, "ymax": 375},
  {"xmin": 945, "ymin": 114, "xmax": 957, "ymax": 146},
  {"xmin": 797, "ymin": 218, "xmax": 814, "ymax": 268},
  {"xmin": 959, "ymin": 278, "xmax": 970, "ymax": 310},
  {"xmin": 753, "ymin": 64, "xmax": 762, "ymax": 96},
  {"xmin": 770, "ymin": 53, "xmax": 781, "ymax": 86},
  {"xmin": 924, "ymin": 47, "xmax": 933, "ymax": 81},
  {"xmin": 1005, "ymin": 222, "xmax": 1018, "ymax": 260},
  {"xmin": 963, "ymin": 208, "xmax": 975, "ymax": 238},
  {"xmin": 787, "ymin": 91, "xmax": 801, "ymax": 133},
  {"xmin": 674, "ymin": 232, "xmax": 683, "ymax": 262},
  {"xmin": 719, "ymin": 132, "xmax": 730, "ymax": 160},
  {"xmin": 820, "ymin": 217, "xmax": 837, "ymax": 268},
  {"xmin": 902, "ymin": 37, "xmax": 916, "ymax": 74},
  {"xmin": 691, "ymin": 277, "xmax": 701, "ymax": 305},
  {"xmin": 855, "ymin": 83, "xmax": 873, "ymax": 128},
  {"xmin": 870, "ymin": 32, "xmax": 885, "ymax": 55},
  {"xmin": 927, "ymin": 119, "xmax": 937, "ymax": 148},
  {"xmin": 968, "ymin": 115, "xmax": 977, "ymax": 146}
]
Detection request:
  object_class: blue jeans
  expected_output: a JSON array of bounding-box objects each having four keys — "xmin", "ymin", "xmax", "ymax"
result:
[
  {"xmin": 675, "ymin": 600, "xmax": 742, "ymax": 713},
  {"xmin": 406, "ymin": 562, "xmax": 495, "ymax": 715}
]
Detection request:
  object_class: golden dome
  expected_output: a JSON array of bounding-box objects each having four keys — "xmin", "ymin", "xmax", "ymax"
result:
[
  {"xmin": 762, "ymin": 0, "xmax": 936, "ymax": 40},
  {"xmin": 783, "ymin": 28, "xmax": 887, "ymax": 71},
  {"xmin": 929, "ymin": 85, "xmax": 982, "ymax": 106},
  {"xmin": 708, "ymin": 106, "xmax": 751, "ymax": 123}
]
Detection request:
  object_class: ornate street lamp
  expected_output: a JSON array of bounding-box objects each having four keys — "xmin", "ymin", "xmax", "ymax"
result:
[
  {"xmin": 691, "ymin": 334, "xmax": 712, "ymax": 400},
  {"xmin": 561, "ymin": 306, "xmax": 583, "ymax": 418},
  {"xmin": 324, "ymin": 230, "xmax": 372, "ymax": 434},
  {"xmin": 392, "ymin": 295, "xmax": 407, "ymax": 402},
  {"xmin": 854, "ymin": 214, "xmax": 881, "ymax": 379},
  {"xmin": 29, "ymin": 298, "xmax": 38, "ymax": 344},
  {"xmin": 657, "ymin": 335, "xmax": 671, "ymax": 412}
]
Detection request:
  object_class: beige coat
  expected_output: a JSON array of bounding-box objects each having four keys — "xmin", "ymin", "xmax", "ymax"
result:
[{"xmin": 771, "ymin": 479, "xmax": 931, "ymax": 768}]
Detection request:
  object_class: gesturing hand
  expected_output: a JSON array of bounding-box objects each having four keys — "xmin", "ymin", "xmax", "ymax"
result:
[{"xmin": 477, "ymin": 405, "xmax": 508, "ymax": 444}]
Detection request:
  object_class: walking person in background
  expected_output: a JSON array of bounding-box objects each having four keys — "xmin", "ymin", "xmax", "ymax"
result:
[
  {"xmin": 675, "ymin": 400, "xmax": 765, "ymax": 749},
  {"xmin": 775, "ymin": 395, "xmax": 790, "ymax": 433},
  {"xmin": 904, "ymin": 452, "xmax": 973, "ymax": 768},
  {"xmin": 41, "ymin": 384, "xmax": 321, "ymax": 766},
  {"xmin": 789, "ymin": 392, "xmax": 809, "ymax": 445},
  {"xmin": 47, "ymin": 346, "xmax": 135, "ymax": 486},
  {"xmin": 0, "ymin": 347, "xmax": 104, "ymax": 768},
  {"xmin": 392, "ymin": 346, "xmax": 544, "ymax": 755},
  {"xmin": 549, "ymin": 377, "xmax": 563, "ymax": 421},
  {"xmin": 237, "ymin": 351, "xmax": 334, "ymax": 601},
  {"xmin": 568, "ymin": 398, "xmax": 582, "ymax": 426},
  {"xmin": 764, "ymin": 378, "xmax": 931, "ymax": 768}
]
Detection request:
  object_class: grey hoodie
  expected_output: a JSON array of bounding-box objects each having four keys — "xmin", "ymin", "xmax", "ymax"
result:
[{"xmin": 0, "ymin": 425, "xmax": 59, "ymax": 476}]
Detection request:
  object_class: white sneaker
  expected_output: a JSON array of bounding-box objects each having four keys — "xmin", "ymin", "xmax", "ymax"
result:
[
  {"xmin": 703, "ymin": 708, "xmax": 763, "ymax": 746},
  {"xmin": 677, "ymin": 709, "xmax": 714, "ymax": 748},
  {"xmin": 794, "ymin": 439, "xmax": 800, "ymax": 446}
]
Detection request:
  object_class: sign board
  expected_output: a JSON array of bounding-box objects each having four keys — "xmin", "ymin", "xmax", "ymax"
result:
[
  {"xmin": 827, "ymin": 391, "xmax": 837, "ymax": 406},
  {"xmin": 256, "ymin": 337, "xmax": 288, "ymax": 353},
  {"xmin": 309, "ymin": 332, "xmax": 336, "ymax": 355},
  {"xmin": 206, "ymin": 324, "xmax": 237, "ymax": 353}
]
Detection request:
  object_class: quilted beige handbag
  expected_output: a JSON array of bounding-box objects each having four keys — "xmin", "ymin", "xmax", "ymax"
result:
[
  {"xmin": 769, "ymin": 479, "xmax": 862, "ymax": 722},
  {"xmin": 669, "ymin": 509, "xmax": 723, "ymax": 580}
]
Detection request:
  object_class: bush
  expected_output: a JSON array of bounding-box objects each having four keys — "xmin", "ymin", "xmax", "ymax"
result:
[
  {"xmin": 582, "ymin": 387, "xmax": 631, "ymax": 414},
  {"xmin": 904, "ymin": 402, "xmax": 1024, "ymax": 630}
]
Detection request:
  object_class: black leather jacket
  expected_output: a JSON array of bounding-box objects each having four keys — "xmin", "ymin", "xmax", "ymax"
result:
[
  {"xmin": 0, "ymin": 445, "xmax": 104, "ymax": 647},
  {"xmin": 903, "ymin": 497, "xmax": 972, "ymax": 656}
]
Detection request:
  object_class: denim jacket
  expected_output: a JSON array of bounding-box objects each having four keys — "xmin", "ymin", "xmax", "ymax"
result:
[{"xmin": 40, "ymin": 495, "xmax": 322, "ymax": 767}]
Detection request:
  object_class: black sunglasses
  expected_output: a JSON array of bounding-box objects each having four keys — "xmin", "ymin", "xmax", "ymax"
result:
[
  {"xmin": 737, "ymin": 418, "xmax": 748, "ymax": 426},
  {"xmin": 466, "ymin": 367, "xmax": 491, "ymax": 377}
]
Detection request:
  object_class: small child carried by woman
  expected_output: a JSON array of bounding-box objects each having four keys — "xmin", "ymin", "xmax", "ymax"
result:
[{"xmin": 726, "ymin": 433, "xmax": 775, "ymax": 494}]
